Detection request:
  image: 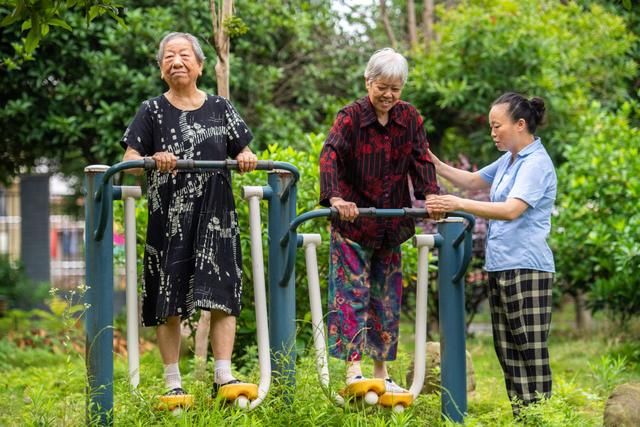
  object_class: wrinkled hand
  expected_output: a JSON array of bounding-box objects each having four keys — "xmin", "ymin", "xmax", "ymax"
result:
[
  {"xmin": 235, "ymin": 149, "xmax": 258, "ymax": 173},
  {"xmin": 425, "ymin": 195, "xmax": 462, "ymax": 215},
  {"xmin": 330, "ymin": 197, "xmax": 359, "ymax": 222},
  {"xmin": 151, "ymin": 151, "xmax": 177, "ymax": 173},
  {"xmin": 425, "ymin": 195, "xmax": 445, "ymax": 220}
]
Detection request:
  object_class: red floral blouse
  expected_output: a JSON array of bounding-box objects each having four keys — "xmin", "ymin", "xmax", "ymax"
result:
[{"xmin": 320, "ymin": 96, "xmax": 439, "ymax": 249}]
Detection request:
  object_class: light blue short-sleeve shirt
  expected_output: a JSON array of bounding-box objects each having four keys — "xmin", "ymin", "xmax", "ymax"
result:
[{"xmin": 478, "ymin": 138, "xmax": 557, "ymax": 272}]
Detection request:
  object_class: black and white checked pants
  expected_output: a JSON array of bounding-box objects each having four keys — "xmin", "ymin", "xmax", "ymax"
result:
[{"xmin": 488, "ymin": 269, "xmax": 554, "ymax": 410}]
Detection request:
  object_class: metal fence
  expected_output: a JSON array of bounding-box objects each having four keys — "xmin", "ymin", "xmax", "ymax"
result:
[
  {"xmin": 1, "ymin": 182, "xmax": 92, "ymax": 289},
  {"xmin": 0, "ymin": 184, "xmax": 20, "ymax": 262}
]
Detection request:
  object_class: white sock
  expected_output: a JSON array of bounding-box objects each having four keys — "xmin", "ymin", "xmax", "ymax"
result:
[
  {"xmin": 164, "ymin": 363, "xmax": 182, "ymax": 391},
  {"xmin": 214, "ymin": 360, "xmax": 236, "ymax": 385},
  {"xmin": 346, "ymin": 361, "xmax": 363, "ymax": 384}
]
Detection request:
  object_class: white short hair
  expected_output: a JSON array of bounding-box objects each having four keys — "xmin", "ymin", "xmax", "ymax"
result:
[
  {"xmin": 156, "ymin": 32, "xmax": 206, "ymax": 65},
  {"xmin": 364, "ymin": 48, "xmax": 408, "ymax": 84}
]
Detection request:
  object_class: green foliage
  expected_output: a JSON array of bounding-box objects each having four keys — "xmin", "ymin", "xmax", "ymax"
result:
[
  {"xmin": 0, "ymin": 0, "xmax": 367, "ymax": 182},
  {"xmin": 406, "ymin": 0, "xmax": 637, "ymax": 165},
  {"xmin": 0, "ymin": 255, "xmax": 49, "ymax": 310},
  {"xmin": 230, "ymin": 0, "xmax": 368, "ymax": 152},
  {"xmin": 231, "ymin": 133, "xmax": 326, "ymax": 354},
  {"xmin": 0, "ymin": 0, "xmax": 125, "ymax": 60},
  {"xmin": 0, "ymin": 1, "xmax": 211, "ymax": 180},
  {"xmin": 222, "ymin": 15, "xmax": 248, "ymax": 39},
  {"xmin": 589, "ymin": 354, "xmax": 627, "ymax": 395},
  {"xmin": 551, "ymin": 101, "xmax": 640, "ymax": 321},
  {"xmin": 3, "ymin": 315, "xmax": 637, "ymax": 425}
]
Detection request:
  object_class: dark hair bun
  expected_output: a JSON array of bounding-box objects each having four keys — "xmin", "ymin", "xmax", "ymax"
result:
[{"xmin": 529, "ymin": 97, "xmax": 546, "ymax": 127}]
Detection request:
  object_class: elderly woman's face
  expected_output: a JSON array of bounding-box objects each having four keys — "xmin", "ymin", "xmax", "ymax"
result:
[
  {"xmin": 160, "ymin": 37, "xmax": 203, "ymax": 88},
  {"xmin": 366, "ymin": 76, "xmax": 403, "ymax": 116}
]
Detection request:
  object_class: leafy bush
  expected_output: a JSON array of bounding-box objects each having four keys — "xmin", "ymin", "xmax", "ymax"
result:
[
  {"xmin": 551, "ymin": 101, "xmax": 640, "ymax": 322},
  {"xmin": 231, "ymin": 133, "xmax": 327, "ymax": 353},
  {"xmin": 407, "ymin": 0, "xmax": 637, "ymax": 166},
  {"xmin": 0, "ymin": 0, "xmax": 366, "ymax": 180},
  {"xmin": 0, "ymin": 255, "xmax": 49, "ymax": 311}
]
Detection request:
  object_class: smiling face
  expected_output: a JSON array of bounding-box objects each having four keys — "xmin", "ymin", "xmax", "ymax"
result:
[
  {"xmin": 366, "ymin": 76, "xmax": 403, "ymax": 118},
  {"xmin": 159, "ymin": 37, "xmax": 203, "ymax": 89},
  {"xmin": 488, "ymin": 103, "xmax": 526, "ymax": 152}
]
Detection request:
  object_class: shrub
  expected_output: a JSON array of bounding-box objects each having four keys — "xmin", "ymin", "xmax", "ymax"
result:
[
  {"xmin": 407, "ymin": 0, "xmax": 636, "ymax": 166},
  {"xmin": 551, "ymin": 101, "xmax": 640, "ymax": 322},
  {"xmin": 0, "ymin": 255, "xmax": 49, "ymax": 311}
]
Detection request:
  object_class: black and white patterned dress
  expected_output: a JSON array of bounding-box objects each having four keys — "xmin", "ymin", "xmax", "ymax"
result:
[{"xmin": 121, "ymin": 94, "xmax": 253, "ymax": 327}]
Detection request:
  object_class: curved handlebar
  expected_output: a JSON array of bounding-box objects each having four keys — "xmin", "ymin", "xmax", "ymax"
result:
[
  {"xmin": 450, "ymin": 211, "xmax": 476, "ymax": 283},
  {"xmin": 92, "ymin": 159, "xmax": 299, "ymax": 241},
  {"xmin": 279, "ymin": 207, "xmax": 432, "ymax": 287}
]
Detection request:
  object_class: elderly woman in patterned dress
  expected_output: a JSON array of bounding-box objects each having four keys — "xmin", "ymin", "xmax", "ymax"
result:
[{"xmin": 121, "ymin": 32, "xmax": 257, "ymax": 398}]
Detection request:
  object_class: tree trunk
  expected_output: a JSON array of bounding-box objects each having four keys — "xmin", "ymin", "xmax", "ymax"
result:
[
  {"xmin": 574, "ymin": 290, "xmax": 592, "ymax": 331},
  {"xmin": 407, "ymin": 0, "xmax": 418, "ymax": 50},
  {"xmin": 211, "ymin": 0, "xmax": 233, "ymax": 98},
  {"xmin": 194, "ymin": 0, "xmax": 234, "ymax": 378},
  {"xmin": 379, "ymin": 0, "xmax": 397, "ymax": 49},
  {"xmin": 423, "ymin": 0, "xmax": 434, "ymax": 51}
]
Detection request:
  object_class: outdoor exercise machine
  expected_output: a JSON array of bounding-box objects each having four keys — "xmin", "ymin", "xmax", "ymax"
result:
[
  {"xmin": 84, "ymin": 159, "xmax": 297, "ymax": 423},
  {"xmin": 84, "ymin": 160, "xmax": 473, "ymax": 425},
  {"xmin": 284, "ymin": 208, "xmax": 472, "ymax": 412}
]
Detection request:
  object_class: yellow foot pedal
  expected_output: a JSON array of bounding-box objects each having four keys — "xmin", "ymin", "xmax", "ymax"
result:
[
  {"xmin": 157, "ymin": 391, "xmax": 194, "ymax": 411},
  {"xmin": 378, "ymin": 392, "xmax": 414, "ymax": 411},
  {"xmin": 339, "ymin": 378, "xmax": 386, "ymax": 405},
  {"xmin": 214, "ymin": 381, "xmax": 259, "ymax": 408}
]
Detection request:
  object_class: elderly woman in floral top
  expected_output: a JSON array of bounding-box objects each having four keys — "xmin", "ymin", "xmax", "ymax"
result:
[{"xmin": 319, "ymin": 48, "xmax": 440, "ymax": 394}]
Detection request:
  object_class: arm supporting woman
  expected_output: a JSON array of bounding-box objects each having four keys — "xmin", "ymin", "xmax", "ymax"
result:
[
  {"xmin": 428, "ymin": 195, "xmax": 528, "ymax": 221},
  {"xmin": 429, "ymin": 149, "xmax": 489, "ymax": 192}
]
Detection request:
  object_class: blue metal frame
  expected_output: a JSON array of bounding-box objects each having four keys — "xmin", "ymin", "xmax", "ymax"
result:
[
  {"xmin": 265, "ymin": 172, "xmax": 298, "ymax": 391},
  {"xmin": 84, "ymin": 160, "xmax": 298, "ymax": 425},
  {"xmin": 84, "ymin": 166, "xmax": 114, "ymax": 425},
  {"xmin": 438, "ymin": 214, "xmax": 475, "ymax": 422},
  {"xmin": 278, "ymin": 208, "xmax": 475, "ymax": 420},
  {"xmin": 84, "ymin": 158, "xmax": 474, "ymax": 424}
]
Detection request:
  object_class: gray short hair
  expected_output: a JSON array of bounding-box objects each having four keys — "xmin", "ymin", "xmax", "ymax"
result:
[
  {"xmin": 156, "ymin": 32, "xmax": 206, "ymax": 65},
  {"xmin": 364, "ymin": 48, "xmax": 408, "ymax": 84}
]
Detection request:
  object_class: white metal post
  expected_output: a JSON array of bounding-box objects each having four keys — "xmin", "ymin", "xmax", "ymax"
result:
[
  {"xmin": 409, "ymin": 234, "xmax": 435, "ymax": 398},
  {"xmin": 122, "ymin": 186, "xmax": 142, "ymax": 389},
  {"xmin": 243, "ymin": 186, "xmax": 272, "ymax": 409}
]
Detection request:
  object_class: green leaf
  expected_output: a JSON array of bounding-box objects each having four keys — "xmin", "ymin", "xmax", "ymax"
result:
[
  {"xmin": 20, "ymin": 19, "xmax": 32, "ymax": 31},
  {"xmin": 88, "ymin": 5, "xmax": 102, "ymax": 22},
  {"xmin": 107, "ymin": 11, "xmax": 127, "ymax": 29},
  {"xmin": 48, "ymin": 18, "xmax": 73, "ymax": 31},
  {"xmin": 0, "ymin": 12, "xmax": 23, "ymax": 28},
  {"xmin": 24, "ymin": 27, "xmax": 40, "ymax": 54}
]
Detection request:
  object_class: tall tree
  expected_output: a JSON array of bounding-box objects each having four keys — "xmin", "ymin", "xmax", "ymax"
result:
[
  {"xmin": 379, "ymin": 0, "xmax": 397, "ymax": 48},
  {"xmin": 210, "ymin": 0, "xmax": 234, "ymax": 98},
  {"xmin": 422, "ymin": 0, "xmax": 434, "ymax": 50},
  {"xmin": 0, "ymin": 0, "xmax": 366, "ymax": 182},
  {"xmin": 407, "ymin": 0, "xmax": 418, "ymax": 49}
]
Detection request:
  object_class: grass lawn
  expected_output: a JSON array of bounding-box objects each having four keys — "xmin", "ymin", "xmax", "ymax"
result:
[{"xmin": 1, "ymin": 303, "xmax": 639, "ymax": 426}]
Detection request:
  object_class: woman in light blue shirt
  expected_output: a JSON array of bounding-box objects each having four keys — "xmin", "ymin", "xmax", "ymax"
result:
[{"xmin": 426, "ymin": 92, "xmax": 557, "ymax": 416}]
